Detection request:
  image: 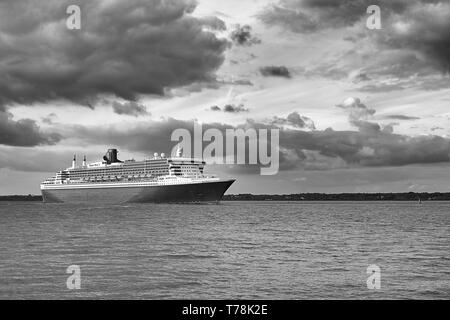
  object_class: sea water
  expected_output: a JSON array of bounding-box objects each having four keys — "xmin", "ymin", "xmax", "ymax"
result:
[{"xmin": 0, "ymin": 201, "xmax": 449, "ymax": 299}]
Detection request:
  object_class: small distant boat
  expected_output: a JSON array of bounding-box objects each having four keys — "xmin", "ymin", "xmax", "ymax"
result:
[{"xmin": 418, "ymin": 198, "xmax": 422, "ymax": 204}]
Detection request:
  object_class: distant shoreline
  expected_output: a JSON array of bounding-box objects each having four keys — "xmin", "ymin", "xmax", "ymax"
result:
[
  {"xmin": 0, "ymin": 195, "xmax": 43, "ymax": 201},
  {"xmin": 1, "ymin": 193, "xmax": 450, "ymax": 202},
  {"xmin": 223, "ymin": 193, "xmax": 450, "ymax": 201}
]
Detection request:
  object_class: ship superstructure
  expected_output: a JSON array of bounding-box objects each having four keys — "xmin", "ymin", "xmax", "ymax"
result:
[{"xmin": 41, "ymin": 148, "xmax": 235, "ymax": 203}]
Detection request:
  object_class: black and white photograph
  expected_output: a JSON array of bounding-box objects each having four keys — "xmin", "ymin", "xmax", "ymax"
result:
[{"xmin": 0, "ymin": 0, "xmax": 449, "ymax": 307}]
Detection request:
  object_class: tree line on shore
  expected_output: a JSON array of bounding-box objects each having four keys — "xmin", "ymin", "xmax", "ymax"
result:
[
  {"xmin": 2, "ymin": 192, "xmax": 450, "ymax": 201},
  {"xmin": 222, "ymin": 193, "xmax": 450, "ymax": 201}
]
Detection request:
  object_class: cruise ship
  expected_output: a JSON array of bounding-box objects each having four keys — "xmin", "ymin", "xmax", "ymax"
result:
[{"xmin": 40, "ymin": 148, "xmax": 235, "ymax": 203}]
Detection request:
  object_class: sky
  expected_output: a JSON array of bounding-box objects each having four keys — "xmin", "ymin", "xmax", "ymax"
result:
[{"xmin": 1, "ymin": 0, "xmax": 450, "ymax": 195}]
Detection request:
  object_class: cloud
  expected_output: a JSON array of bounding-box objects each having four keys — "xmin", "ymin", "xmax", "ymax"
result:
[
  {"xmin": 231, "ymin": 79, "xmax": 254, "ymax": 86},
  {"xmin": 269, "ymin": 112, "xmax": 316, "ymax": 129},
  {"xmin": 224, "ymin": 104, "xmax": 249, "ymax": 113},
  {"xmin": 352, "ymin": 72, "xmax": 371, "ymax": 83},
  {"xmin": 376, "ymin": 2, "xmax": 450, "ymax": 73},
  {"xmin": 0, "ymin": 146, "xmax": 103, "ymax": 172},
  {"xmin": 259, "ymin": 1, "xmax": 450, "ymax": 88},
  {"xmin": 210, "ymin": 106, "xmax": 222, "ymax": 111},
  {"xmin": 336, "ymin": 97, "xmax": 376, "ymax": 121},
  {"xmin": 4, "ymin": 103, "xmax": 450, "ymax": 173},
  {"xmin": 258, "ymin": 3, "xmax": 319, "ymax": 33},
  {"xmin": 357, "ymin": 83, "xmax": 406, "ymax": 93},
  {"xmin": 112, "ymin": 101, "xmax": 149, "ymax": 117},
  {"xmin": 0, "ymin": 0, "xmax": 229, "ymax": 110},
  {"xmin": 258, "ymin": 0, "xmax": 413, "ymax": 34},
  {"xmin": 350, "ymin": 120, "xmax": 381, "ymax": 134},
  {"xmin": 381, "ymin": 123, "xmax": 398, "ymax": 134},
  {"xmin": 260, "ymin": 66, "xmax": 291, "ymax": 78},
  {"xmin": 0, "ymin": 111, "xmax": 62, "ymax": 147},
  {"xmin": 61, "ymin": 118, "xmax": 237, "ymax": 157},
  {"xmin": 230, "ymin": 24, "xmax": 261, "ymax": 46},
  {"xmin": 41, "ymin": 113, "xmax": 58, "ymax": 125},
  {"xmin": 336, "ymin": 97, "xmax": 397, "ymax": 134},
  {"xmin": 53, "ymin": 99, "xmax": 450, "ymax": 173},
  {"xmin": 279, "ymin": 126, "xmax": 450, "ymax": 169},
  {"xmin": 210, "ymin": 104, "xmax": 250, "ymax": 113},
  {"xmin": 382, "ymin": 115, "xmax": 420, "ymax": 121},
  {"xmin": 198, "ymin": 16, "xmax": 227, "ymax": 31}
]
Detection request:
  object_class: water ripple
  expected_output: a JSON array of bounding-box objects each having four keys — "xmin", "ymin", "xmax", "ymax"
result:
[{"xmin": 0, "ymin": 201, "xmax": 449, "ymax": 299}]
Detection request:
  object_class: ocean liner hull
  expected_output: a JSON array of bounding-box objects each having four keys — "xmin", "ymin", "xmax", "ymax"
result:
[{"xmin": 41, "ymin": 180, "xmax": 235, "ymax": 204}]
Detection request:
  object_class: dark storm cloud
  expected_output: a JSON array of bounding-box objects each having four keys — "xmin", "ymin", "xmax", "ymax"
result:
[
  {"xmin": 0, "ymin": 0, "xmax": 229, "ymax": 110},
  {"xmin": 112, "ymin": 101, "xmax": 149, "ymax": 117},
  {"xmin": 260, "ymin": 66, "xmax": 291, "ymax": 78},
  {"xmin": 279, "ymin": 127, "xmax": 450, "ymax": 168},
  {"xmin": 258, "ymin": 0, "xmax": 418, "ymax": 33},
  {"xmin": 55, "ymin": 101, "xmax": 450, "ymax": 173},
  {"xmin": 375, "ymin": 2, "xmax": 450, "ymax": 73},
  {"xmin": 5, "ymin": 101, "xmax": 450, "ymax": 172},
  {"xmin": 230, "ymin": 24, "xmax": 261, "ymax": 46},
  {"xmin": 259, "ymin": 0, "xmax": 450, "ymax": 82},
  {"xmin": 0, "ymin": 111, "xmax": 62, "ymax": 147}
]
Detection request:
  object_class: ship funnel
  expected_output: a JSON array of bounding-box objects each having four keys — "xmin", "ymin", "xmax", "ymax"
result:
[
  {"xmin": 72, "ymin": 155, "xmax": 76, "ymax": 169},
  {"xmin": 82, "ymin": 155, "xmax": 87, "ymax": 167},
  {"xmin": 103, "ymin": 149, "xmax": 123, "ymax": 165}
]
